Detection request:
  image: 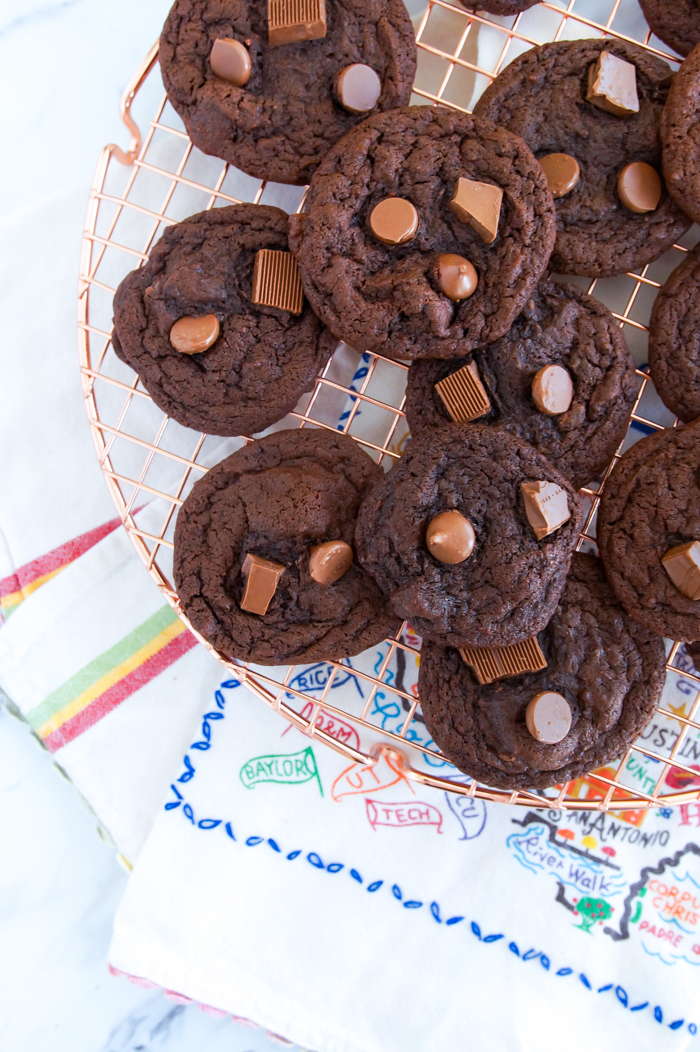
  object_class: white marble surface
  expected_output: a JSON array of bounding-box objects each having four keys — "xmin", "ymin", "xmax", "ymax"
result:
[{"xmin": 0, "ymin": 708, "xmax": 302, "ymax": 1052}]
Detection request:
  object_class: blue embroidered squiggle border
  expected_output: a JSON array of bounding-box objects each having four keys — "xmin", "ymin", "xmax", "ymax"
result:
[{"xmin": 164, "ymin": 680, "xmax": 698, "ymax": 1038}]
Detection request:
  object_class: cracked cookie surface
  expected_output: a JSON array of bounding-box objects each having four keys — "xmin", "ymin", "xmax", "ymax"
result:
[
  {"xmin": 112, "ymin": 205, "xmax": 336, "ymax": 437},
  {"xmin": 289, "ymin": 106, "xmax": 556, "ymax": 361},
  {"xmin": 475, "ymin": 38, "xmax": 690, "ymax": 276},
  {"xmin": 159, "ymin": 0, "xmax": 416, "ymax": 185},
  {"xmin": 419, "ymin": 553, "xmax": 666, "ymax": 790},
  {"xmin": 355, "ymin": 423, "xmax": 582, "ymax": 648},
  {"xmin": 405, "ymin": 281, "xmax": 636, "ymax": 490},
  {"xmin": 174, "ymin": 428, "xmax": 400, "ymax": 665},
  {"xmin": 597, "ymin": 420, "xmax": 700, "ymax": 641}
]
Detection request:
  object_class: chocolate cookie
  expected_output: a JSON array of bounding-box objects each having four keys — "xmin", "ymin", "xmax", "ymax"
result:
[
  {"xmin": 418, "ymin": 553, "xmax": 666, "ymax": 791},
  {"xmin": 112, "ymin": 205, "xmax": 336, "ymax": 437},
  {"xmin": 639, "ymin": 0, "xmax": 700, "ymax": 58},
  {"xmin": 159, "ymin": 0, "xmax": 416, "ymax": 186},
  {"xmin": 404, "ymin": 281, "xmax": 636, "ymax": 490},
  {"xmin": 355, "ymin": 424, "xmax": 582, "ymax": 648},
  {"xmin": 649, "ymin": 244, "xmax": 700, "ymax": 424},
  {"xmin": 661, "ymin": 42, "xmax": 700, "ymax": 225},
  {"xmin": 288, "ymin": 106, "xmax": 556, "ymax": 361},
  {"xmin": 173, "ymin": 429, "xmax": 400, "ymax": 665},
  {"xmin": 459, "ymin": 0, "xmax": 537, "ymax": 13},
  {"xmin": 598, "ymin": 420, "xmax": 700, "ymax": 641},
  {"xmin": 474, "ymin": 38, "xmax": 690, "ymax": 276}
]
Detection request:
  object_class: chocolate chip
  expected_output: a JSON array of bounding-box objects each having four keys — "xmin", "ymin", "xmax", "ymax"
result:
[
  {"xmin": 309, "ymin": 540, "xmax": 354, "ymax": 584},
  {"xmin": 617, "ymin": 162, "xmax": 662, "ymax": 214},
  {"xmin": 210, "ymin": 39, "xmax": 252, "ymax": 86},
  {"xmin": 426, "ymin": 510, "xmax": 475, "ymax": 564},
  {"xmin": 531, "ymin": 364, "xmax": 574, "ymax": 416},
  {"xmin": 336, "ymin": 64, "xmax": 381, "ymax": 114},
  {"xmin": 369, "ymin": 198, "xmax": 419, "ymax": 246},
  {"xmin": 539, "ymin": 153, "xmax": 580, "ymax": 198},
  {"xmin": 169, "ymin": 314, "xmax": 220, "ymax": 354},
  {"xmin": 436, "ymin": 254, "xmax": 478, "ymax": 301},
  {"xmin": 525, "ymin": 691, "xmax": 572, "ymax": 743}
]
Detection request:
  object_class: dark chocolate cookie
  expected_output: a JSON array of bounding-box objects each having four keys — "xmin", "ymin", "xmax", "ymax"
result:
[
  {"xmin": 173, "ymin": 429, "xmax": 400, "ymax": 665},
  {"xmin": 459, "ymin": 0, "xmax": 537, "ymax": 13},
  {"xmin": 598, "ymin": 420, "xmax": 700, "ymax": 641},
  {"xmin": 649, "ymin": 244, "xmax": 700, "ymax": 424},
  {"xmin": 355, "ymin": 424, "xmax": 582, "ymax": 648},
  {"xmin": 418, "ymin": 553, "xmax": 666, "ymax": 791},
  {"xmin": 405, "ymin": 281, "xmax": 636, "ymax": 490},
  {"xmin": 159, "ymin": 0, "xmax": 416, "ymax": 186},
  {"xmin": 474, "ymin": 38, "xmax": 690, "ymax": 276},
  {"xmin": 661, "ymin": 42, "xmax": 700, "ymax": 225},
  {"xmin": 639, "ymin": 0, "xmax": 700, "ymax": 58},
  {"xmin": 112, "ymin": 205, "xmax": 336, "ymax": 437},
  {"xmin": 288, "ymin": 106, "xmax": 556, "ymax": 361}
]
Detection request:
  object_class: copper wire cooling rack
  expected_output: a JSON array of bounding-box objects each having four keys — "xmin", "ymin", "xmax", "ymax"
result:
[{"xmin": 79, "ymin": 0, "xmax": 700, "ymax": 811}]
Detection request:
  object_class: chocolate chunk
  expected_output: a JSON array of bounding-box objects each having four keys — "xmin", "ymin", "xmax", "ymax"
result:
[
  {"xmin": 539, "ymin": 153, "xmax": 580, "ymax": 198},
  {"xmin": 617, "ymin": 162, "xmax": 662, "ymax": 214},
  {"xmin": 531, "ymin": 364, "xmax": 574, "ymax": 416},
  {"xmin": 458, "ymin": 636, "xmax": 548, "ymax": 685},
  {"xmin": 434, "ymin": 361, "xmax": 490, "ymax": 424},
  {"xmin": 169, "ymin": 314, "xmax": 220, "ymax": 355},
  {"xmin": 251, "ymin": 249, "xmax": 304, "ymax": 314},
  {"xmin": 240, "ymin": 553, "xmax": 286, "ymax": 615},
  {"xmin": 662, "ymin": 541, "xmax": 700, "ymax": 601},
  {"xmin": 525, "ymin": 691, "xmax": 572, "ymax": 743},
  {"xmin": 587, "ymin": 51, "xmax": 639, "ymax": 117},
  {"xmin": 268, "ymin": 0, "xmax": 327, "ymax": 46},
  {"xmin": 436, "ymin": 254, "xmax": 478, "ymax": 301},
  {"xmin": 336, "ymin": 64, "xmax": 382, "ymax": 114},
  {"xmin": 309, "ymin": 540, "xmax": 354, "ymax": 585},
  {"xmin": 449, "ymin": 177, "xmax": 503, "ymax": 244},
  {"xmin": 426, "ymin": 511, "xmax": 476, "ymax": 565},
  {"xmin": 369, "ymin": 198, "xmax": 419, "ymax": 246},
  {"xmin": 210, "ymin": 39, "xmax": 252, "ymax": 86},
  {"xmin": 521, "ymin": 481, "xmax": 571, "ymax": 540}
]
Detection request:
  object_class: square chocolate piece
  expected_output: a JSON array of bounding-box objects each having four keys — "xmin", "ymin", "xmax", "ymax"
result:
[
  {"xmin": 241, "ymin": 553, "xmax": 286, "ymax": 615},
  {"xmin": 434, "ymin": 361, "xmax": 491, "ymax": 424},
  {"xmin": 251, "ymin": 249, "xmax": 305, "ymax": 314},
  {"xmin": 268, "ymin": 0, "xmax": 327, "ymax": 46},
  {"xmin": 459, "ymin": 637, "xmax": 547, "ymax": 685}
]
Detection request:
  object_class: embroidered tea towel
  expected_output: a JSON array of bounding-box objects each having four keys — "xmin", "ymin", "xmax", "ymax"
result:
[{"xmin": 109, "ymin": 661, "xmax": 700, "ymax": 1052}]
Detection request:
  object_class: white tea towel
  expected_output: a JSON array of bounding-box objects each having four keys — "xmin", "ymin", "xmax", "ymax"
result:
[{"xmin": 110, "ymin": 657, "xmax": 700, "ymax": 1052}]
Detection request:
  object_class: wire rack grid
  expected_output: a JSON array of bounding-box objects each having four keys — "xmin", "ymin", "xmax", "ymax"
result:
[{"xmin": 78, "ymin": 0, "xmax": 700, "ymax": 813}]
